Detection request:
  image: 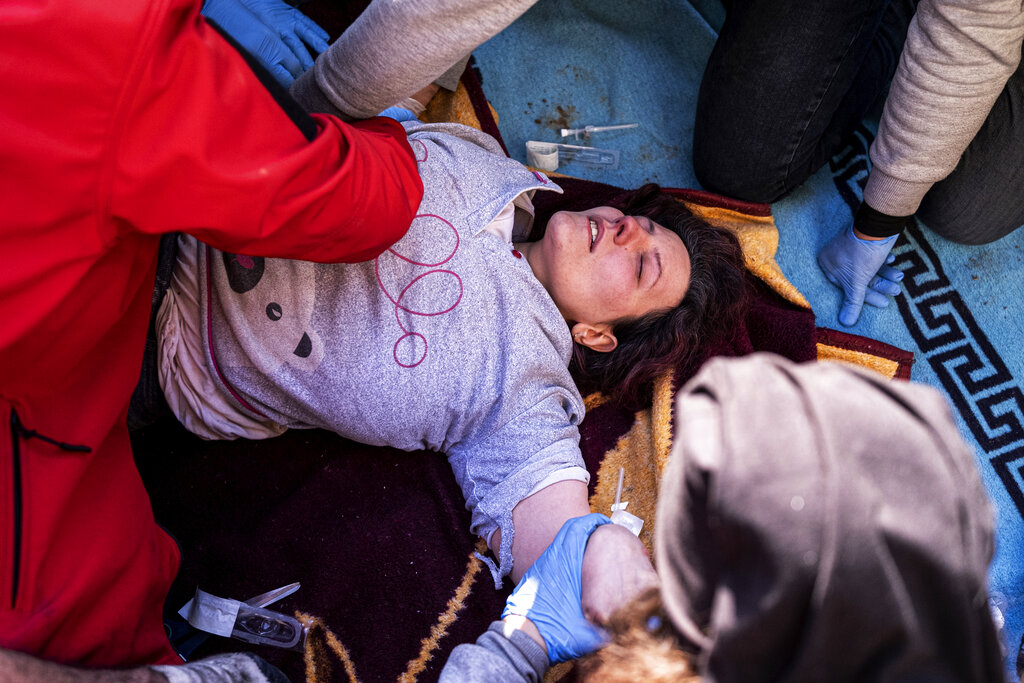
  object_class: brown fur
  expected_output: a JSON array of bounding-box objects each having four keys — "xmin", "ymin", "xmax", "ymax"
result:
[{"xmin": 577, "ymin": 588, "xmax": 699, "ymax": 683}]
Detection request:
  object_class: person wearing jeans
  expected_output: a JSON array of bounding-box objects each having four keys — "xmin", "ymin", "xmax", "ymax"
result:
[{"xmin": 693, "ymin": 0, "xmax": 1024, "ymax": 326}]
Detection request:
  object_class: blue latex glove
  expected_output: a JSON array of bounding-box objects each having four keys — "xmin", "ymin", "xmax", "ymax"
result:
[
  {"xmin": 502, "ymin": 513, "xmax": 612, "ymax": 664},
  {"xmin": 202, "ymin": 0, "xmax": 329, "ymax": 88},
  {"xmin": 377, "ymin": 106, "xmax": 419, "ymax": 123},
  {"xmin": 818, "ymin": 224, "xmax": 903, "ymax": 327}
]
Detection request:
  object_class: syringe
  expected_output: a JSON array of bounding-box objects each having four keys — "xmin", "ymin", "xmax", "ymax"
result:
[{"xmin": 560, "ymin": 123, "xmax": 639, "ymax": 140}]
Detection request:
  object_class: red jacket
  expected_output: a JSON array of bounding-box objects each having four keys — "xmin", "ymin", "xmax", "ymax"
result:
[{"xmin": 0, "ymin": 0, "xmax": 422, "ymax": 667}]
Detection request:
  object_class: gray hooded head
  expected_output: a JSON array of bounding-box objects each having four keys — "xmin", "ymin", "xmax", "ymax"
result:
[{"xmin": 656, "ymin": 353, "xmax": 1003, "ymax": 682}]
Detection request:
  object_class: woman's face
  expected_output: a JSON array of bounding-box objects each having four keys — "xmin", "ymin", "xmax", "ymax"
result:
[{"xmin": 522, "ymin": 206, "xmax": 692, "ymax": 328}]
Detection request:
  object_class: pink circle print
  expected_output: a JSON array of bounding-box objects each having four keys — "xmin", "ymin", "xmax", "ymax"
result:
[
  {"xmin": 411, "ymin": 139, "xmax": 429, "ymax": 163},
  {"xmin": 375, "ymin": 214, "xmax": 463, "ymax": 368}
]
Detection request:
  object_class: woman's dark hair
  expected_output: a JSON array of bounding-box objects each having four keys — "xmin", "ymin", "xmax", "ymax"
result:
[{"xmin": 568, "ymin": 184, "xmax": 748, "ymax": 408}]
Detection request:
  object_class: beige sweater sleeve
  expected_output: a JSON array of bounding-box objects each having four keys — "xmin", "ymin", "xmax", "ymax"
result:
[
  {"xmin": 294, "ymin": 0, "xmax": 538, "ymax": 121},
  {"xmin": 864, "ymin": 0, "xmax": 1024, "ymax": 217}
]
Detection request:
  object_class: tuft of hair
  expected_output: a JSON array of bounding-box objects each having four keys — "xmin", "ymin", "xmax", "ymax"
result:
[
  {"xmin": 570, "ymin": 184, "xmax": 748, "ymax": 408},
  {"xmin": 577, "ymin": 587, "xmax": 699, "ymax": 682}
]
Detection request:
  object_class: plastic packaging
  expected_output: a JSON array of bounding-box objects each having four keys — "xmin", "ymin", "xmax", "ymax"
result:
[
  {"xmin": 525, "ymin": 140, "xmax": 621, "ymax": 172},
  {"xmin": 184, "ymin": 588, "xmax": 306, "ymax": 650},
  {"xmin": 525, "ymin": 141, "xmax": 559, "ymax": 172}
]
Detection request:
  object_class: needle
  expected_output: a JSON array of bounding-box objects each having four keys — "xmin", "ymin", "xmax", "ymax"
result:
[
  {"xmin": 613, "ymin": 467, "xmax": 624, "ymax": 511},
  {"xmin": 560, "ymin": 123, "xmax": 639, "ymax": 140}
]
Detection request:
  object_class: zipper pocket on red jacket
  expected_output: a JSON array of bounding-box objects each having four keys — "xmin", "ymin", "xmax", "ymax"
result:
[
  {"xmin": 8, "ymin": 409, "xmax": 91, "ymax": 609},
  {"xmin": 9, "ymin": 409, "xmax": 23, "ymax": 609}
]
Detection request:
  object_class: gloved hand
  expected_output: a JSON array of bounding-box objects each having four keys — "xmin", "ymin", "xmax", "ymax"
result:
[
  {"xmin": 818, "ymin": 224, "xmax": 903, "ymax": 327},
  {"xmin": 376, "ymin": 106, "xmax": 420, "ymax": 123},
  {"xmin": 202, "ymin": 0, "xmax": 329, "ymax": 88},
  {"xmin": 502, "ymin": 513, "xmax": 612, "ymax": 664}
]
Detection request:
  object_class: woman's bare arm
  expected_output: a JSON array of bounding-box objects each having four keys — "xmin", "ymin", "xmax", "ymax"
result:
[{"xmin": 492, "ymin": 480, "xmax": 658, "ymax": 621}]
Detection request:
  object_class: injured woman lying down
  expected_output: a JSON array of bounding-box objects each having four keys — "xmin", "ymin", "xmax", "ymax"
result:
[{"xmin": 155, "ymin": 118, "xmax": 747, "ymax": 585}]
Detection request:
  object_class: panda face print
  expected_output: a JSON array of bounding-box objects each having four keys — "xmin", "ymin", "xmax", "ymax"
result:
[{"xmin": 218, "ymin": 252, "xmax": 325, "ymax": 375}]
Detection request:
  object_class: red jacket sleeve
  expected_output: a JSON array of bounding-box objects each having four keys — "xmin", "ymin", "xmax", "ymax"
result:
[{"xmin": 109, "ymin": 0, "xmax": 423, "ymax": 263}]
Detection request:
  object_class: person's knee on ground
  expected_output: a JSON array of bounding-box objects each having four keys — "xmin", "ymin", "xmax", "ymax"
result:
[
  {"xmin": 691, "ymin": 0, "xmax": 912, "ymax": 204},
  {"xmin": 916, "ymin": 175, "xmax": 1024, "ymax": 246},
  {"xmin": 692, "ymin": 68, "xmax": 865, "ymax": 204},
  {"xmin": 692, "ymin": 113, "xmax": 796, "ymax": 203}
]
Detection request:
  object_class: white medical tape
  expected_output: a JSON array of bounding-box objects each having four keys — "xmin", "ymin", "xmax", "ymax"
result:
[{"xmin": 186, "ymin": 588, "xmax": 241, "ymax": 637}]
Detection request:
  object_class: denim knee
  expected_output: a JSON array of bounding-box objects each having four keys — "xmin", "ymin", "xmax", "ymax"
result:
[
  {"xmin": 918, "ymin": 187, "xmax": 1024, "ymax": 246},
  {"xmin": 693, "ymin": 135, "xmax": 792, "ymax": 203}
]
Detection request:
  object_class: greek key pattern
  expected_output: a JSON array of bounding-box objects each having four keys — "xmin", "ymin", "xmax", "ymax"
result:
[
  {"xmin": 828, "ymin": 124, "xmax": 874, "ymax": 207},
  {"xmin": 831, "ymin": 127, "xmax": 1024, "ymax": 519}
]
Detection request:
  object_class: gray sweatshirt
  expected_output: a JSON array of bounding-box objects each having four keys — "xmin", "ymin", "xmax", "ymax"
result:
[
  {"xmin": 198, "ymin": 122, "xmax": 585, "ymax": 579},
  {"xmin": 290, "ymin": 0, "xmax": 538, "ymax": 120}
]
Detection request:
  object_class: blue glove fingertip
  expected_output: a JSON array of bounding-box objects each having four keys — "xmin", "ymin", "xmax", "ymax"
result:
[
  {"xmin": 279, "ymin": 34, "xmax": 314, "ymax": 70},
  {"xmin": 863, "ymin": 288, "xmax": 891, "ymax": 309},
  {"xmin": 270, "ymin": 62, "xmax": 295, "ymax": 88},
  {"xmin": 839, "ymin": 302, "xmax": 862, "ymax": 327},
  {"xmin": 307, "ymin": 35, "xmax": 329, "ymax": 54},
  {"xmin": 296, "ymin": 16, "xmax": 330, "ymax": 48},
  {"xmin": 571, "ymin": 512, "xmax": 613, "ymax": 537},
  {"xmin": 548, "ymin": 513, "xmax": 612, "ymax": 557}
]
